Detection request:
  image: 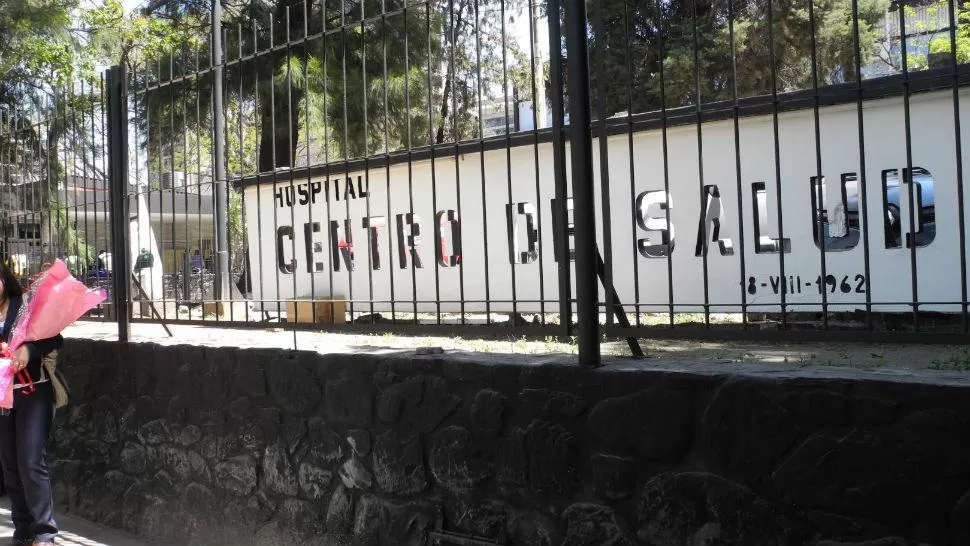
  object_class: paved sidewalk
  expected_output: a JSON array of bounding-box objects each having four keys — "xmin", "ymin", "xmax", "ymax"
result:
[
  {"xmin": 63, "ymin": 319, "xmax": 970, "ymax": 371},
  {"xmin": 0, "ymin": 498, "xmax": 168, "ymax": 546}
]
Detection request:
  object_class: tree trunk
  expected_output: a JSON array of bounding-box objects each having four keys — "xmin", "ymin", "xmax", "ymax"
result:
[
  {"xmin": 257, "ymin": 86, "xmax": 304, "ymax": 173},
  {"xmin": 436, "ymin": 74, "xmax": 452, "ymax": 144}
]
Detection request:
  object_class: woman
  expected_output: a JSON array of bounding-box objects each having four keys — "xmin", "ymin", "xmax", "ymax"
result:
[{"xmin": 0, "ymin": 263, "xmax": 62, "ymax": 546}]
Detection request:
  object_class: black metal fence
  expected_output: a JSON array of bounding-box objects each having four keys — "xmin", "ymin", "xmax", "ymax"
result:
[{"xmin": 3, "ymin": 0, "xmax": 970, "ymax": 363}]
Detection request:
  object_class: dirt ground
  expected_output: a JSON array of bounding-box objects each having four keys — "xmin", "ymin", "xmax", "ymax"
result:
[{"xmin": 62, "ymin": 320, "xmax": 970, "ymax": 372}]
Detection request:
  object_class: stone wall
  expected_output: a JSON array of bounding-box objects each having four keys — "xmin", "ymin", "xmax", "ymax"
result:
[{"xmin": 49, "ymin": 339, "xmax": 970, "ymax": 546}]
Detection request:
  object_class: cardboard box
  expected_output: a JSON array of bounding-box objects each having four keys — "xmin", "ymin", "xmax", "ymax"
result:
[
  {"xmin": 203, "ymin": 300, "xmax": 252, "ymax": 319},
  {"xmin": 286, "ymin": 297, "xmax": 347, "ymax": 324}
]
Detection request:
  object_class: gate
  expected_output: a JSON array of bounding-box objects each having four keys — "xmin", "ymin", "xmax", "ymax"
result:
[{"xmin": 3, "ymin": 0, "xmax": 970, "ymax": 364}]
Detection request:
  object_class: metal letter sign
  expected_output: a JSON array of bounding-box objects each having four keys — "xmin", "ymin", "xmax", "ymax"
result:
[{"xmin": 242, "ymin": 89, "xmax": 963, "ymax": 315}]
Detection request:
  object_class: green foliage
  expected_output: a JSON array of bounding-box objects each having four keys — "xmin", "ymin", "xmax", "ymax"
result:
[
  {"xmin": 905, "ymin": 1, "xmax": 970, "ymax": 69},
  {"xmin": 587, "ymin": 0, "xmax": 890, "ymax": 115},
  {"xmin": 0, "ymin": 0, "xmax": 82, "ymax": 91},
  {"xmin": 82, "ymin": 0, "xmax": 206, "ymax": 69}
]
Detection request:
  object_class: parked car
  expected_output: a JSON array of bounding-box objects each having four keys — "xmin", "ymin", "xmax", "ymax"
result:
[{"xmin": 835, "ymin": 168, "xmax": 935, "ymax": 248}]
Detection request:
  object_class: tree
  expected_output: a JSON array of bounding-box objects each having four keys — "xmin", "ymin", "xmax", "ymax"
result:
[
  {"xmin": 0, "ymin": 0, "xmax": 81, "ymax": 97},
  {"xmin": 904, "ymin": 0, "xmax": 970, "ymax": 70},
  {"xmin": 0, "ymin": 1, "xmax": 106, "ymax": 273},
  {"xmin": 586, "ymin": 0, "xmax": 891, "ymax": 117}
]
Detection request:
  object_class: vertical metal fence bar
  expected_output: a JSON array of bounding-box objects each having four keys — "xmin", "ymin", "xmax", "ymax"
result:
[
  {"xmin": 948, "ymin": 0, "xmax": 969, "ymax": 332},
  {"xmin": 767, "ymin": 0, "xmax": 788, "ymax": 327},
  {"xmin": 269, "ymin": 15, "xmax": 284, "ymax": 321},
  {"xmin": 129, "ymin": 71, "xmax": 140, "ymax": 307},
  {"xmin": 252, "ymin": 19, "xmax": 268, "ymax": 324},
  {"xmin": 898, "ymin": 2, "xmax": 919, "ymax": 331},
  {"xmin": 501, "ymin": 0, "xmax": 519, "ymax": 328},
  {"xmin": 339, "ymin": 0, "xmax": 354, "ymax": 325},
  {"xmin": 527, "ymin": 0, "xmax": 545, "ymax": 324},
  {"xmin": 300, "ymin": 1, "xmax": 317, "ymax": 325},
  {"xmin": 48, "ymin": 93, "xmax": 56, "ymax": 276},
  {"xmin": 546, "ymin": 0, "xmax": 571, "ymax": 338},
  {"xmin": 169, "ymin": 50, "xmax": 179, "ymax": 319},
  {"xmin": 100, "ymin": 74, "xmax": 110, "ymax": 316},
  {"xmin": 5, "ymin": 110, "xmax": 12, "ymax": 270},
  {"xmin": 382, "ymin": 6, "xmax": 396, "ymax": 323},
  {"xmin": 851, "ymin": 0, "xmax": 874, "ymax": 330},
  {"xmin": 107, "ymin": 66, "xmax": 131, "ymax": 341},
  {"xmin": 1, "ymin": 111, "xmax": 7, "ymax": 267},
  {"xmin": 322, "ymin": 2, "xmax": 337, "ymax": 324},
  {"xmin": 450, "ymin": 0, "xmax": 467, "ymax": 324},
  {"xmin": 592, "ymin": 0, "xmax": 614, "ymax": 329},
  {"xmin": 623, "ymin": 0, "xmax": 639, "ymax": 328},
  {"xmin": 426, "ymin": 0, "xmax": 441, "ymax": 324},
  {"xmin": 564, "ymin": 0, "xmax": 601, "ymax": 364},
  {"xmin": 691, "ymin": 0, "xmax": 710, "ymax": 326},
  {"xmin": 286, "ymin": 5, "xmax": 301, "ymax": 330},
  {"xmin": 78, "ymin": 81, "xmax": 88, "ymax": 287},
  {"xmin": 3, "ymin": 111, "xmax": 10, "ymax": 269},
  {"xmin": 360, "ymin": 0, "xmax": 374, "ymax": 322},
  {"xmin": 56, "ymin": 89, "xmax": 65, "ymax": 275},
  {"xmin": 809, "ymin": 0, "xmax": 829, "ymax": 327},
  {"xmin": 213, "ymin": 0, "xmax": 230, "ymax": 305},
  {"xmin": 195, "ymin": 44, "xmax": 205, "ymax": 319},
  {"xmin": 654, "ymin": 0, "xmax": 674, "ymax": 328},
  {"xmin": 0, "ymin": 111, "xmax": 5, "ymax": 265},
  {"xmin": 728, "ymin": 0, "xmax": 748, "ymax": 329},
  {"xmin": 180, "ymin": 45, "xmax": 192, "ymax": 318},
  {"xmin": 404, "ymin": 2, "xmax": 418, "ymax": 322},
  {"xmin": 238, "ymin": 22, "xmax": 251, "ymax": 323},
  {"xmin": 477, "ymin": 0, "xmax": 492, "ymax": 326}
]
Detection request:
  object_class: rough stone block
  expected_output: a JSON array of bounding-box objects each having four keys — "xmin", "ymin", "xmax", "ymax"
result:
[
  {"xmin": 121, "ymin": 442, "xmax": 147, "ymax": 476},
  {"xmin": 215, "ymin": 455, "xmax": 257, "ymax": 496},
  {"xmin": 637, "ymin": 472, "xmax": 812, "ymax": 545},
  {"xmin": 182, "ymin": 483, "xmax": 216, "ymax": 514},
  {"xmin": 326, "ymin": 485, "xmax": 355, "ymax": 536},
  {"xmin": 305, "ymin": 417, "xmax": 344, "ymax": 463},
  {"xmin": 521, "ymin": 388, "xmax": 586, "ymax": 418},
  {"xmin": 526, "ymin": 420, "xmax": 578, "ymax": 497},
  {"xmin": 339, "ymin": 457, "xmax": 374, "ymax": 490},
  {"xmin": 267, "ymin": 356, "xmax": 322, "ymax": 414},
  {"xmin": 374, "ymin": 430, "xmax": 427, "ymax": 494},
  {"xmin": 137, "ymin": 419, "xmax": 171, "ymax": 446},
  {"xmin": 325, "ymin": 376, "xmax": 375, "ymax": 425},
  {"xmin": 591, "ymin": 453, "xmax": 636, "ymax": 500},
  {"xmin": 469, "ymin": 389, "xmax": 507, "ymax": 437},
  {"xmin": 588, "ymin": 389, "xmax": 693, "ymax": 462},
  {"xmin": 429, "ymin": 426, "xmax": 491, "ymax": 496},
  {"xmin": 280, "ymin": 498, "xmax": 323, "ymax": 537},
  {"xmin": 178, "ymin": 425, "xmax": 202, "ymax": 447},
  {"xmin": 377, "ymin": 375, "xmax": 459, "ymax": 432},
  {"xmin": 298, "ymin": 463, "xmax": 332, "ymax": 500},
  {"xmin": 561, "ymin": 503, "xmax": 635, "ymax": 546},
  {"xmin": 781, "ymin": 388, "xmax": 850, "ymax": 427},
  {"xmin": 263, "ymin": 443, "xmax": 299, "ymax": 497},
  {"xmin": 347, "ymin": 429, "xmax": 371, "ymax": 456},
  {"xmin": 703, "ymin": 381, "xmax": 800, "ymax": 486}
]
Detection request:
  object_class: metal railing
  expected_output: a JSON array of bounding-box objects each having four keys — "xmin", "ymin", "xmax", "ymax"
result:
[{"xmin": 3, "ymin": 0, "xmax": 970, "ymax": 364}]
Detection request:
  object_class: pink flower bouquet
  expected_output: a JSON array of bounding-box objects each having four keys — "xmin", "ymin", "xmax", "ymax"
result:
[{"xmin": 0, "ymin": 259, "xmax": 107, "ymax": 408}]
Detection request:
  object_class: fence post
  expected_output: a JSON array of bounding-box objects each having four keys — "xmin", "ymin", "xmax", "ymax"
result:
[
  {"xmin": 106, "ymin": 65, "xmax": 131, "ymax": 342},
  {"xmin": 546, "ymin": 0, "xmax": 573, "ymax": 341},
  {"xmin": 211, "ymin": 0, "xmax": 230, "ymax": 302},
  {"xmin": 564, "ymin": 0, "xmax": 601, "ymax": 366}
]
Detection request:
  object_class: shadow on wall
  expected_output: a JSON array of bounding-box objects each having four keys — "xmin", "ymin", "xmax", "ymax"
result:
[{"xmin": 47, "ymin": 339, "xmax": 970, "ymax": 546}]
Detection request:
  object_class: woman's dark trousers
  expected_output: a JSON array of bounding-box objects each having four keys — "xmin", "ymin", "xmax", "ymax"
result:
[{"xmin": 0, "ymin": 383, "xmax": 57, "ymax": 543}]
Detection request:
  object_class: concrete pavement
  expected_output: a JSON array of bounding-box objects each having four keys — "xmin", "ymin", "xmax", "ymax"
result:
[{"xmin": 0, "ymin": 498, "xmax": 169, "ymax": 546}]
